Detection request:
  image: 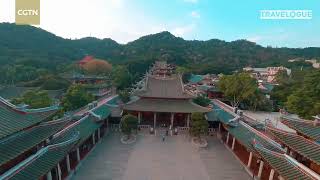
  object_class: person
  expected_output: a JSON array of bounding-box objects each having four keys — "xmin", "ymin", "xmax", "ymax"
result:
[
  {"xmin": 166, "ymin": 129, "xmax": 169, "ymax": 136},
  {"xmin": 162, "ymin": 134, "xmax": 165, "ymax": 142}
]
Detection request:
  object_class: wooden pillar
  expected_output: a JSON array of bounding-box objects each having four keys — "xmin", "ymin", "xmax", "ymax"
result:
[
  {"xmin": 170, "ymin": 113, "xmax": 174, "ymax": 127},
  {"xmin": 247, "ymin": 152, "xmax": 253, "ymax": 167},
  {"xmin": 138, "ymin": 112, "xmax": 141, "ymax": 124},
  {"xmin": 258, "ymin": 161, "xmax": 264, "ymax": 178},
  {"xmin": 92, "ymin": 132, "xmax": 96, "ymax": 145},
  {"xmin": 98, "ymin": 127, "xmax": 101, "ymax": 140},
  {"xmin": 269, "ymin": 169, "xmax": 275, "ymax": 180},
  {"xmin": 66, "ymin": 154, "xmax": 71, "ymax": 172},
  {"xmin": 76, "ymin": 148, "xmax": 81, "ymax": 162},
  {"xmin": 153, "ymin": 112, "xmax": 157, "ymax": 129},
  {"xmin": 57, "ymin": 163, "xmax": 62, "ymax": 180},
  {"xmin": 231, "ymin": 137, "xmax": 236, "ymax": 150},
  {"xmin": 187, "ymin": 114, "xmax": 190, "ymax": 127},
  {"xmin": 46, "ymin": 171, "xmax": 52, "ymax": 180},
  {"xmin": 226, "ymin": 132, "xmax": 230, "ymax": 144}
]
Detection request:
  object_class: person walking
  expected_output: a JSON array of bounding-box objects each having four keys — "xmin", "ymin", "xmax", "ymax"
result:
[{"xmin": 162, "ymin": 134, "xmax": 165, "ymax": 142}]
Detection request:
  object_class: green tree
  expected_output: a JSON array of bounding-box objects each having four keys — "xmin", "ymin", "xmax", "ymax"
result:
[
  {"xmin": 61, "ymin": 85, "xmax": 94, "ymax": 111},
  {"xmin": 112, "ymin": 66, "xmax": 133, "ymax": 90},
  {"xmin": 11, "ymin": 90, "xmax": 52, "ymax": 108},
  {"xmin": 218, "ymin": 72, "xmax": 257, "ymax": 107},
  {"xmin": 120, "ymin": 114, "xmax": 138, "ymax": 139},
  {"xmin": 190, "ymin": 112, "xmax": 209, "ymax": 142},
  {"xmin": 193, "ymin": 95, "xmax": 211, "ymax": 107},
  {"xmin": 118, "ymin": 90, "xmax": 131, "ymax": 103}
]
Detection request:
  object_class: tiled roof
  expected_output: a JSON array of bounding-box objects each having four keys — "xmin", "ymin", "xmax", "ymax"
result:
[
  {"xmin": 135, "ymin": 75, "xmax": 194, "ymax": 99},
  {"xmin": 268, "ymin": 127, "xmax": 320, "ymax": 165},
  {"xmin": 91, "ymin": 104, "xmax": 111, "ymax": 120},
  {"xmin": 228, "ymin": 121, "xmax": 284, "ymax": 153},
  {"xmin": 0, "ymin": 98, "xmax": 58, "ymax": 139},
  {"xmin": 0, "ymin": 133, "xmax": 79, "ymax": 180},
  {"xmin": 123, "ymin": 98, "xmax": 210, "ymax": 113},
  {"xmin": 211, "ymin": 103, "xmax": 236, "ymax": 123},
  {"xmin": 189, "ymin": 74, "xmax": 204, "ymax": 83},
  {"xmin": 0, "ymin": 118, "xmax": 70, "ymax": 167},
  {"xmin": 254, "ymin": 143, "xmax": 316, "ymax": 180},
  {"xmin": 51, "ymin": 115, "xmax": 101, "ymax": 145},
  {"xmin": 281, "ymin": 116, "xmax": 320, "ymax": 141}
]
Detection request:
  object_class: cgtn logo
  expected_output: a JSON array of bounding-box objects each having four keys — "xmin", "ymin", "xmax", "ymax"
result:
[
  {"xmin": 15, "ymin": 0, "xmax": 40, "ymax": 25},
  {"xmin": 17, "ymin": 9, "xmax": 39, "ymax": 16}
]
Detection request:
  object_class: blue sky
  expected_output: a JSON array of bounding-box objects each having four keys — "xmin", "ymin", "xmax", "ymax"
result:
[{"xmin": 0, "ymin": 0, "xmax": 319, "ymax": 47}]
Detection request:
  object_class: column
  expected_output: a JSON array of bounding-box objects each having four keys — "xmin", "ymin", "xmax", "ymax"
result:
[
  {"xmin": 258, "ymin": 161, "xmax": 264, "ymax": 178},
  {"xmin": 269, "ymin": 169, "xmax": 275, "ymax": 180},
  {"xmin": 76, "ymin": 148, "xmax": 81, "ymax": 162},
  {"xmin": 46, "ymin": 171, "xmax": 52, "ymax": 180},
  {"xmin": 98, "ymin": 127, "xmax": 101, "ymax": 140},
  {"xmin": 226, "ymin": 132, "xmax": 230, "ymax": 144},
  {"xmin": 231, "ymin": 137, "xmax": 236, "ymax": 150},
  {"xmin": 218, "ymin": 123, "xmax": 221, "ymax": 133},
  {"xmin": 92, "ymin": 132, "xmax": 96, "ymax": 145},
  {"xmin": 170, "ymin": 113, "xmax": 174, "ymax": 128},
  {"xmin": 138, "ymin": 112, "xmax": 141, "ymax": 124},
  {"xmin": 153, "ymin": 112, "xmax": 157, "ymax": 129},
  {"xmin": 66, "ymin": 154, "xmax": 71, "ymax": 172},
  {"xmin": 187, "ymin": 114, "xmax": 190, "ymax": 127},
  {"xmin": 57, "ymin": 163, "xmax": 62, "ymax": 180},
  {"xmin": 247, "ymin": 152, "xmax": 253, "ymax": 168}
]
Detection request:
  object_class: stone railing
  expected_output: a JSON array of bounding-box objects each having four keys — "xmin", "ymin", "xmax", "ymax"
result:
[
  {"xmin": 138, "ymin": 125, "xmax": 151, "ymax": 129},
  {"xmin": 177, "ymin": 127, "xmax": 190, "ymax": 131}
]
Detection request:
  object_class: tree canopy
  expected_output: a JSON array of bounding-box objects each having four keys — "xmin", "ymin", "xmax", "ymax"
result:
[
  {"xmin": 120, "ymin": 114, "xmax": 138, "ymax": 137},
  {"xmin": 11, "ymin": 90, "xmax": 53, "ymax": 108},
  {"xmin": 193, "ymin": 95, "xmax": 211, "ymax": 107},
  {"xmin": 272, "ymin": 70, "xmax": 320, "ymax": 119},
  {"xmin": 190, "ymin": 112, "xmax": 209, "ymax": 139},
  {"xmin": 82, "ymin": 59, "xmax": 112, "ymax": 75},
  {"xmin": 61, "ymin": 84, "xmax": 94, "ymax": 111},
  {"xmin": 218, "ymin": 72, "xmax": 257, "ymax": 107}
]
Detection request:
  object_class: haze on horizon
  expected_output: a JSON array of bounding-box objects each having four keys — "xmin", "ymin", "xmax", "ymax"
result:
[{"xmin": 0, "ymin": 0, "xmax": 319, "ymax": 48}]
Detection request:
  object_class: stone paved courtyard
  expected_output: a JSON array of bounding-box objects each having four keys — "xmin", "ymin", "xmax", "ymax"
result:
[{"xmin": 71, "ymin": 131, "xmax": 251, "ymax": 180}]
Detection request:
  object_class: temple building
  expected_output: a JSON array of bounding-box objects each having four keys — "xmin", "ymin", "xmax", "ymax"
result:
[
  {"xmin": 212, "ymin": 99, "xmax": 320, "ymax": 180},
  {"xmin": 0, "ymin": 94, "xmax": 116, "ymax": 180},
  {"xmin": 123, "ymin": 61, "xmax": 210, "ymax": 129}
]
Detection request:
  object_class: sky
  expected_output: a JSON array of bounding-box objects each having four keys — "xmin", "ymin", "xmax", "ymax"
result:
[{"xmin": 0, "ymin": 0, "xmax": 319, "ymax": 48}]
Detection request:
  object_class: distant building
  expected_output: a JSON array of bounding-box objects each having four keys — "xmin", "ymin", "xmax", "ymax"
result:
[{"xmin": 243, "ymin": 66, "xmax": 291, "ymax": 83}]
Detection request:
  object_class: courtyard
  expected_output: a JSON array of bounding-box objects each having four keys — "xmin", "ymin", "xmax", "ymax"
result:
[{"xmin": 71, "ymin": 131, "xmax": 251, "ymax": 180}]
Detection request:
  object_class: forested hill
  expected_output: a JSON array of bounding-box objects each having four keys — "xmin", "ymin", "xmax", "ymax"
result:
[{"xmin": 0, "ymin": 23, "xmax": 320, "ymax": 74}]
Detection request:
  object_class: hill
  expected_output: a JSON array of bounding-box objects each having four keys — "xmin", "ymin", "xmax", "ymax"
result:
[{"xmin": 0, "ymin": 23, "xmax": 319, "ymax": 77}]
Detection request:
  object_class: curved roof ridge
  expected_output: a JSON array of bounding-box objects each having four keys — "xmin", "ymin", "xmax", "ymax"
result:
[
  {"xmin": 0, "ymin": 132, "xmax": 79, "ymax": 180},
  {"xmin": 0, "ymin": 96, "xmax": 59, "ymax": 114},
  {"xmin": 285, "ymin": 154, "xmax": 320, "ymax": 180}
]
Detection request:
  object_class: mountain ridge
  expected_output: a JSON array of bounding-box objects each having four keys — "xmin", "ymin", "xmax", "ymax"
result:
[{"xmin": 0, "ymin": 23, "xmax": 319, "ymax": 74}]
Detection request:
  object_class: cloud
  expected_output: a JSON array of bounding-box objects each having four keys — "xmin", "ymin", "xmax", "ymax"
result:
[
  {"xmin": 171, "ymin": 24, "xmax": 196, "ymax": 37},
  {"xmin": 190, "ymin": 11, "xmax": 200, "ymax": 18},
  {"xmin": 183, "ymin": 0, "xmax": 198, "ymax": 4}
]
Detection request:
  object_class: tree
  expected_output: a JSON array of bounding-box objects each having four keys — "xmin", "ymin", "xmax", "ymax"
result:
[
  {"xmin": 118, "ymin": 90, "xmax": 131, "ymax": 103},
  {"xmin": 190, "ymin": 112, "xmax": 209, "ymax": 142},
  {"xmin": 82, "ymin": 59, "xmax": 112, "ymax": 75},
  {"xmin": 193, "ymin": 95, "xmax": 210, "ymax": 107},
  {"xmin": 11, "ymin": 90, "xmax": 52, "ymax": 108},
  {"xmin": 61, "ymin": 85, "xmax": 94, "ymax": 111},
  {"xmin": 120, "ymin": 114, "xmax": 138, "ymax": 139},
  {"xmin": 218, "ymin": 72, "xmax": 257, "ymax": 107},
  {"xmin": 112, "ymin": 66, "xmax": 133, "ymax": 90}
]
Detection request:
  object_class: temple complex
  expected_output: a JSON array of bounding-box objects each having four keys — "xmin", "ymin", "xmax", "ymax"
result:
[{"xmin": 123, "ymin": 61, "xmax": 210, "ymax": 129}]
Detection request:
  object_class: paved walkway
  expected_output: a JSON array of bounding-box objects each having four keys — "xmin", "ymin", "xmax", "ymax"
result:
[{"xmin": 72, "ymin": 132, "xmax": 251, "ymax": 180}]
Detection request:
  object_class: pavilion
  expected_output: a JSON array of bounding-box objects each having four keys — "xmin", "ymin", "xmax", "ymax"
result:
[{"xmin": 123, "ymin": 62, "xmax": 210, "ymax": 129}]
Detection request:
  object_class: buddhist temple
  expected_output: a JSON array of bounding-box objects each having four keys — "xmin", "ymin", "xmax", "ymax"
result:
[{"xmin": 123, "ymin": 61, "xmax": 210, "ymax": 129}]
